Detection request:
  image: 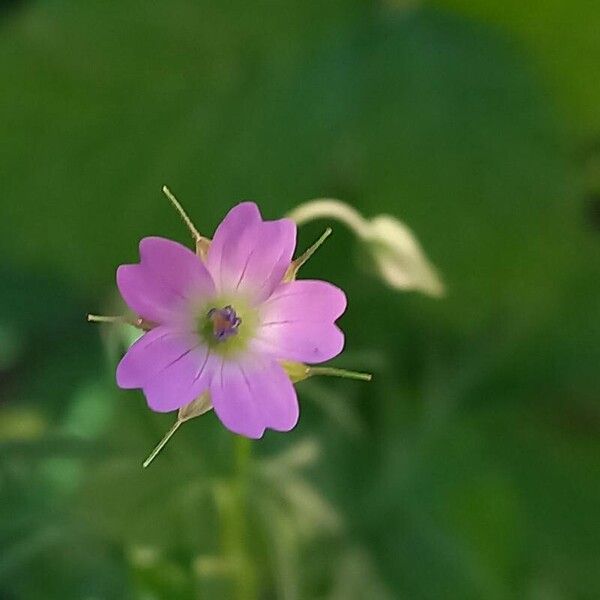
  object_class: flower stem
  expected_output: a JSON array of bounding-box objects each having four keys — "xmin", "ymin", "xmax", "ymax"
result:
[
  {"xmin": 294, "ymin": 227, "xmax": 332, "ymax": 268},
  {"xmin": 162, "ymin": 185, "xmax": 211, "ymax": 258},
  {"xmin": 87, "ymin": 314, "xmax": 149, "ymax": 330},
  {"xmin": 234, "ymin": 435, "xmax": 252, "ymax": 475},
  {"xmin": 87, "ymin": 314, "xmax": 125, "ymax": 324},
  {"xmin": 308, "ymin": 366, "xmax": 372, "ymax": 381},
  {"xmin": 287, "ymin": 199, "xmax": 370, "ymax": 237},
  {"xmin": 162, "ymin": 185, "xmax": 202, "ymax": 242},
  {"xmin": 285, "ymin": 227, "xmax": 332, "ymax": 280},
  {"xmin": 142, "ymin": 419, "xmax": 182, "ymax": 468},
  {"xmin": 231, "ymin": 435, "xmax": 257, "ymax": 600}
]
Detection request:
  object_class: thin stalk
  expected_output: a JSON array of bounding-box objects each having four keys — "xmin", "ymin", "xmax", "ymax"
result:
[
  {"xmin": 287, "ymin": 199, "xmax": 370, "ymax": 237},
  {"xmin": 162, "ymin": 185, "xmax": 202, "ymax": 243},
  {"xmin": 285, "ymin": 227, "xmax": 332, "ymax": 281},
  {"xmin": 87, "ymin": 314, "xmax": 126, "ymax": 324},
  {"xmin": 87, "ymin": 314, "xmax": 147, "ymax": 329},
  {"xmin": 309, "ymin": 366, "xmax": 372, "ymax": 381},
  {"xmin": 294, "ymin": 226, "xmax": 332, "ymax": 267},
  {"xmin": 231, "ymin": 435, "xmax": 256, "ymax": 600},
  {"xmin": 142, "ymin": 420, "xmax": 182, "ymax": 468},
  {"xmin": 234, "ymin": 435, "xmax": 252, "ymax": 475}
]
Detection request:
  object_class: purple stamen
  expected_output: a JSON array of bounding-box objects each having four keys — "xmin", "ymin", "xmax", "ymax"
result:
[{"xmin": 208, "ymin": 305, "xmax": 242, "ymax": 341}]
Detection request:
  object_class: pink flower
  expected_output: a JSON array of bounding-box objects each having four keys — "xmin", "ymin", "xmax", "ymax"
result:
[{"xmin": 115, "ymin": 202, "xmax": 346, "ymax": 438}]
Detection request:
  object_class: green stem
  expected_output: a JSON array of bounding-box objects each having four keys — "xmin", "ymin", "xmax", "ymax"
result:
[
  {"xmin": 294, "ymin": 227, "xmax": 331, "ymax": 268},
  {"xmin": 309, "ymin": 366, "xmax": 372, "ymax": 381},
  {"xmin": 234, "ymin": 435, "xmax": 252, "ymax": 474},
  {"xmin": 87, "ymin": 314, "xmax": 125, "ymax": 324},
  {"xmin": 87, "ymin": 314, "xmax": 148, "ymax": 330},
  {"xmin": 162, "ymin": 185, "xmax": 202, "ymax": 243},
  {"xmin": 231, "ymin": 435, "xmax": 256, "ymax": 600},
  {"xmin": 285, "ymin": 227, "xmax": 332, "ymax": 281},
  {"xmin": 142, "ymin": 420, "xmax": 182, "ymax": 468}
]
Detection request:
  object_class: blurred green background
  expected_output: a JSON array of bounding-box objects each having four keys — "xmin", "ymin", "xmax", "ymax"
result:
[{"xmin": 1, "ymin": 1, "xmax": 599, "ymax": 598}]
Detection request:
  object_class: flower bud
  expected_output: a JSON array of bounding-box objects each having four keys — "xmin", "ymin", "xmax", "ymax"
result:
[
  {"xmin": 365, "ymin": 214, "xmax": 444, "ymax": 296},
  {"xmin": 288, "ymin": 200, "xmax": 444, "ymax": 297}
]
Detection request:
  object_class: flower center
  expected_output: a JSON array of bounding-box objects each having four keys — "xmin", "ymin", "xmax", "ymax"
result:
[
  {"xmin": 198, "ymin": 297, "xmax": 257, "ymax": 357},
  {"xmin": 207, "ymin": 305, "xmax": 241, "ymax": 342}
]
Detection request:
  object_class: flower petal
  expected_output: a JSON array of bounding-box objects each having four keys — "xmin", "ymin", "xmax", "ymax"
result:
[
  {"xmin": 210, "ymin": 357, "xmax": 299, "ymax": 438},
  {"xmin": 206, "ymin": 203, "xmax": 297, "ymax": 303},
  {"xmin": 259, "ymin": 280, "xmax": 347, "ymax": 323},
  {"xmin": 143, "ymin": 346, "xmax": 214, "ymax": 413},
  {"xmin": 117, "ymin": 237, "xmax": 215, "ymax": 324},
  {"xmin": 116, "ymin": 326, "xmax": 193, "ymax": 387},
  {"xmin": 116, "ymin": 325, "xmax": 214, "ymax": 412},
  {"xmin": 235, "ymin": 219, "xmax": 297, "ymax": 303},
  {"xmin": 206, "ymin": 202, "xmax": 261, "ymax": 290},
  {"xmin": 252, "ymin": 280, "xmax": 346, "ymax": 363},
  {"xmin": 253, "ymin": 322, "xmax": 345, "ymax": 364}
]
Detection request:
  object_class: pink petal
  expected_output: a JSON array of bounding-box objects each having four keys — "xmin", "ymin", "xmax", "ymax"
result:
[
  {"xmin": 253, "ymin": 322, "xmax": 345, "ymax": 364},
  {"xmin": 143, "ymin": 347, "xmax": 215, "ymax": 412},
  {"xmin": 116, "ymin": 325, "xmax": 214, "ymax": 412},
  {"xmin": 117, "ymin": 237, "xmax": 215, "ymax": 324},
  {"xmin": 236, "ymin": 219, "xmax": 297, "ymax": 303},
  {"xmin": 253, "ymin": 280, "xmax": 347, "ymax": 363},
  {"xmin": 206, "ymin": 202, "xmax": 261, "ymax": 290},
  {"xmin": 210, "ymin": 357, "xmax": 299, "ymax": 438},
  {"xmin": 116, "ymin": 326, "xmax": 195, "ymax": 388},
  {"xmin": 260, "ymin": 280, "xmax": 347, "ymax": 323},
  {"xmin": 206, "ymin": 203, "xmax": 296, "ymax": 303}
]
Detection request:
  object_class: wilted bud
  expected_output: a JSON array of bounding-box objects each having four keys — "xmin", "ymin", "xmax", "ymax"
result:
[
  {"xmin": 364, "ymin": 214, "xmax": 444, "ymax": 296},
  {"xmin": 287, "ymin": 199, "xmax": 444, "ymax": 297}
]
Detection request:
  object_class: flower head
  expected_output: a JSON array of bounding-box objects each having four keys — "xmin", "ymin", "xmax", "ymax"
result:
[{"xmin": 115, "ymin": 202, "xmax": 347, "ymax": 438}]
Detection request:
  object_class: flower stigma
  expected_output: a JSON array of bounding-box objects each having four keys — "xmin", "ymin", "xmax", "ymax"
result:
[
  {"xmin": 198, "ymin": 296, "xmax": 257, "ymax": 357},
  {"xmin": 207, "ymin": 305, "xmax": 241, "ymax": 341}
]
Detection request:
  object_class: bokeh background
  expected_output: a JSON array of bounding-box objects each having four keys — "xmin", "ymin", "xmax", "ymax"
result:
[{"xmin": 1, "ymin": 1, "xmax": 599, "ymax": 599}]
